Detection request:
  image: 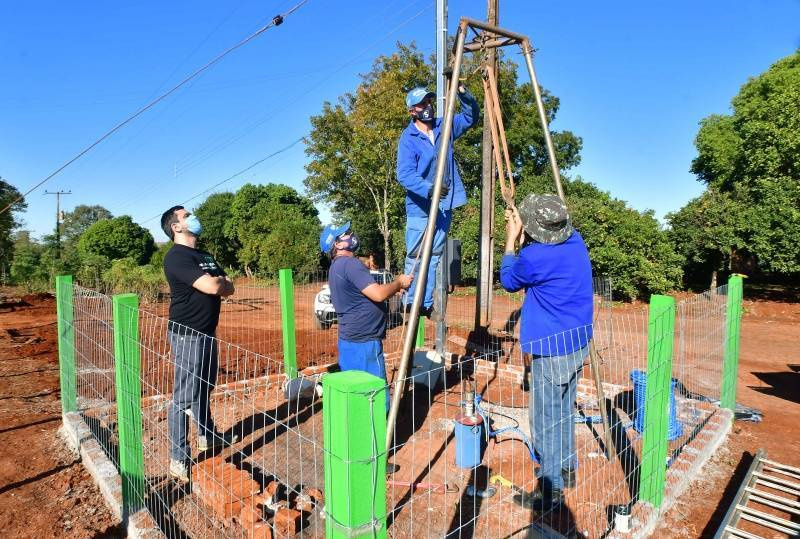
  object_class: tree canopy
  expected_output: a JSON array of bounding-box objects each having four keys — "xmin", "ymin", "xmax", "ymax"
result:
[
  {"xmin": 62, "ymin": 205, "xmax": 112, "ymax": 245},
  {"xmin": 684, "ymin": 50, "xmax": 800, "ymax": 276},
  {"xmin": 0, "ymin": 178, "xmax": 27, "ymax": 277},
  {"xmin": 225, "ymin": 183, "xmax": 321, "ymax": 276},
  {"xmin": 194, "ymin": 192, "xmax": 238, "ymax": 268},
  {"xmin": 77, "ymin": 215, "xmax": 155, "ymax": 265}
]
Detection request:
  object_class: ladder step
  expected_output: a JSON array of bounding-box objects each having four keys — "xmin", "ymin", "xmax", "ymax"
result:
[
  {"xmin": 748, "ymin": 494, "xmax": 800, "ymax": 515},
  {"xmin": 762, "ymin": 458, "xmax": 800, "ymax": 475},
  {"xmin": 755, "ymin": 477, "xmax": 800, "ymax": 497},
  {"xmin": 739, "ymin": 512, "xmax": 798, "ymax": 536},
  {"xmin": 723, "ymin": 526, "xmax": 765, "ymax": 539},
  {"xmin": 745, "ymin": 486, "xmax": 800, "ymax": 509},
  {"xmin": 763, "ymin": 464, "xmax": 800, "ymax": 482},
  {"xmin": 737, "ymin": 505, "xmax": 800, "ymax": 531},
  {"xmin": 753, "ymin": 471, "xmax": 800, "ymax": 490}
]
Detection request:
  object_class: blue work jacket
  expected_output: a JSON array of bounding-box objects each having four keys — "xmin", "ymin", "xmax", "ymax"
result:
[
  {"xmin": 396, "ymin": 89, "xmax": 480, "ymax": 218},
  {"xmin": 499, "ymin": 231, "xmax": 594, "ymax": 357}
]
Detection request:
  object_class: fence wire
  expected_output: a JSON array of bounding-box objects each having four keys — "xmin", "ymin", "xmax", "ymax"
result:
[{"xmin": 59, "ymin": 270, "xmax": 733, "ymax": 539}]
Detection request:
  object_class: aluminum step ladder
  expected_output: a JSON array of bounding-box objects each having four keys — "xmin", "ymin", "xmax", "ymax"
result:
[{"xmin": 715, "ymin": 449, "xmax": 800, "ymax": 538}]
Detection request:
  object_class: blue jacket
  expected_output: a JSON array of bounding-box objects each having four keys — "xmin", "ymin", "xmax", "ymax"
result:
[
  {"xmin": 500, "ymin": 231, "xmax": 594, "ymax": 357},
  {"xmin": 396, "ymin": 90, "xmax": 480, "ymax": 218}
]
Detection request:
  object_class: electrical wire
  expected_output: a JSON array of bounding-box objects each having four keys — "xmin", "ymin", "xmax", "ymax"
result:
[
  {"xmin": 0, "ymin": 0, "xmax": 309, "ymax": 218},
  {"xmin": 138, "ymin": 136, "xmax": 303, "ymax": 224},
  {"xmin": 109, "ymin": 0, "xmax": 430, "ymax": 217}
]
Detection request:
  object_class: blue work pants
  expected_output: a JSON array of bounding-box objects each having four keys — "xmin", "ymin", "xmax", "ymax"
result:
[{"xmin": 404, "ymin": 210, "xmax": 452, "ymax": 309}]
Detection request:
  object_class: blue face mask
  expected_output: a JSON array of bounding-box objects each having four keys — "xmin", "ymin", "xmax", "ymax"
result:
[{"xmin": 185, "ymin": 215, "xmax": 202, "ymax": 236}]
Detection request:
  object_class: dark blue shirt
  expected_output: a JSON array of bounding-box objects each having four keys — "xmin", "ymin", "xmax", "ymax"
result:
[
  {"xmin": 329, "ymin": 256, "xmax": 387, "ymax": 342},
  {"xmin": 499, "ymin": 231, "xmax": 594, "ymax": 356}
]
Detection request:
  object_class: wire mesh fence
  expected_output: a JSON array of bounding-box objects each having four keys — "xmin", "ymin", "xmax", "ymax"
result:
[{"xmin": 57, "ymin": 270, "xmax": 739, "ymax": 538}]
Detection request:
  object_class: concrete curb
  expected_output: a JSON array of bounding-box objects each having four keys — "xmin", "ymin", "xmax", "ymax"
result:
[{"xmin": 59, "ymin": 412, "xmax": 162, "ymax": 538}]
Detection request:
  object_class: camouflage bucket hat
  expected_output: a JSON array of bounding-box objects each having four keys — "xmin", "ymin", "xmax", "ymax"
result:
[{"xmin": 517, "ymin": 194, "xmax": 574, "ymax": 244}]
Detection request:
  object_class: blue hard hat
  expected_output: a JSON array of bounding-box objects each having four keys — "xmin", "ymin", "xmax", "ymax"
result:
[
  {"xmin": 319, "ymin": 222, "xmax": 351, "ymax": 254},
  {"xmin": 405, "ymin": 87, "xmax": 435, "ymax": 109}
]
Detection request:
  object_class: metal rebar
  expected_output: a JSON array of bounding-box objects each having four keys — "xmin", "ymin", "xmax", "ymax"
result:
[
  {"xmin": 519, "ymin": 39, "xmax": 565, "ymax": 201},
  {"xmin": 385, "ymin": 20, "xmax": 469, "ymax": 451}
]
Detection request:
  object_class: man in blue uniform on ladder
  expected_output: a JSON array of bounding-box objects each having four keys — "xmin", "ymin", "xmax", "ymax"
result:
[{"xmin": 396, "ymin": 83, "xmax": 480, "ymax": 317}]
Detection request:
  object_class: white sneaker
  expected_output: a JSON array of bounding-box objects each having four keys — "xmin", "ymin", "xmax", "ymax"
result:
[
  {"xmin": 169, "ymin": 459, "xmax": 190, "ymax": 483},
  {"xmin": 198, "ymin": 432, "xmax": 239, "ymax": 451}
]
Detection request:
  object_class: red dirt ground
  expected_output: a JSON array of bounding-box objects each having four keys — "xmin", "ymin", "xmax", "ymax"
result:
[
  {"xmin": 0, "ymin": 287, "xmax": 796, "ymax": 538},
  {"xmin": 0, "ymin": 291, "xmax": 124, "ymax": 538}
]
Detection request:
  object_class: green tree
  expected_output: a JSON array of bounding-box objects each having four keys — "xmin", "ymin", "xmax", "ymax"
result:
[
  {"xmin": 77, "ymin": 215, "xmax": 155, "ymax": 265},
  {"xmin": 304, "ymin": 42, "xmax": 582, "ymax": 271},
  {"xmin": 10, "ymin": 231, "xmax": 47, "ymax": 288},
  {"xmin": 226, "ymin": 183, "xmax": 320, "ymax": 276},
  {"xmin": 451, "ymin": 175, "xmax": 683, "ymax": 300},
  {"xmin": 688, "ymin": 50, "xmax": 800, "ymax": 276},
  {"xmin": 0, "ymin": 178, "xmax": 27, "ymax": 278},
  {"xmin": 667, "ymin": 189, "xmax": 745, "ymax": 289},
  {"xmin": 62, "ymin": 204, "xmax": 112, "ymax": 245},
  {"xmin": 194, "ymin": 192, "xmax": 238, "ymax": 268}
]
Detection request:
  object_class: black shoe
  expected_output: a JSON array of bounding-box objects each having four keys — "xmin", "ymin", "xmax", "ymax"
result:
[
  {"xmin": 512, "ymin": 489, "xmax": 564, "ymax": 511},
  {"xmin": 562, "ymin": 468, "xmax": 576, "ymax": 489}
]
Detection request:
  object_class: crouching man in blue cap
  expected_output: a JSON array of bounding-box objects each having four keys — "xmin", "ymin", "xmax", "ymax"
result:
[
  {"xmin": 396, "ymin": 84, "xmax": 479, "ymax": 317},
  {"xmin": 320, "ymin": 223, "xmax": 413, "ymax": 406}
]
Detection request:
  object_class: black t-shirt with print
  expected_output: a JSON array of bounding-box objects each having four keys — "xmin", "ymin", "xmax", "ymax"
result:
[{"xmin": 163, "ymin": 244, "xmax": 226, "ymax": 335}]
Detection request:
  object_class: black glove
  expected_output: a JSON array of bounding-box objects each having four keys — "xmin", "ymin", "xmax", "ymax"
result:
[{"xmin": 429, "ymin": 183, "xmax": 450, "ymax": 199}]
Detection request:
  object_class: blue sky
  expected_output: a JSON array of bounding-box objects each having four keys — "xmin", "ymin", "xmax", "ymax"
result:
[{"xmin": 2, "ymin": 0, "xmax": 799, "ymax": 242}]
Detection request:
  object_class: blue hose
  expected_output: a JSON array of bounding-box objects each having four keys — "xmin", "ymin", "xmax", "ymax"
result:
[{"xmin": 473, "ymin": 394, "xmax": 539, "ymax": 463}]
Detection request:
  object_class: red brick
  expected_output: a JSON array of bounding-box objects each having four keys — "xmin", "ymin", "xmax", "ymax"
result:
[
  {"xmin": 307, "ymin": 488, "xmax": 324, "ymax": 505},
  {"xmin": 237, "ymin": 502, "xmax": 263, "ymax": 527},
  {"xmin": 274, "ymin": 507, "xmax": 302, "ymax": 536},
  {"xmin": 250, "ymin": 523, "xmax": 273, "ymax": 539}
]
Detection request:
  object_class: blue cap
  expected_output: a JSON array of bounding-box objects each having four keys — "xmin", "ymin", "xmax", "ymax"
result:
[
  {"xmin": 319, "ymin": 221, "xmax": 351, "ymax": 254},
  {"xmin": 405, "ymin": 87, "xmax": 435, "ymax": 109}
]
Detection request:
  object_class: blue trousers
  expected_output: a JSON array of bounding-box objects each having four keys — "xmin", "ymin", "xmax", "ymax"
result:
[
  {"xmin": 168, "ymin": 331, "xmax": 218, "ymax": 461},
  {"xmin": 338, "ymin": 338, "xmax": 389, "ymax": 409},
  {"xmin": 404, "ymin": 210, "xmax": 452, "ymax": 309},
  {"xmin": 529, "ymin": 345, "xmax": 588, "ymax": 491}
]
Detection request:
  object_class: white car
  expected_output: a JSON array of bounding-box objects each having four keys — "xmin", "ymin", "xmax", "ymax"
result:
[{"xmin": 313, "ymin": 269, "xmax": 403, "ymax": 329}]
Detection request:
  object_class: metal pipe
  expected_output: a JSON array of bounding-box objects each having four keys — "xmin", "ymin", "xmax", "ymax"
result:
[
  {"xmin": 463, "ymin": 38, "xmax": 520, "ymax": 52},
  {"xmin": 386, "ymin": 20, "xmax": 469, "ymax": 451},
  {"xmin": 460, "ymin": 17, "xmax": 528, "ymax": 42},
  {"xmin": 519, "ymin": 39, "xmax": 565, "ymax": 201}
]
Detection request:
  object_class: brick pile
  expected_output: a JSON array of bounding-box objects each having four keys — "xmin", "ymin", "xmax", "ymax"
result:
[{"xmin": 192, "ymin": 457, "xmax": 325, "ymax": 538}]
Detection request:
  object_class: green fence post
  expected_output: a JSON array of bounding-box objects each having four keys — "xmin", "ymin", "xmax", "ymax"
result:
[
  {"xmin": 721, "ymin": 275, "xmax": 744, "ymax": 412},
  {"xmin": 415, "ymin": 317, "xmax": 425, "ymax": 348},
  {"xmin": 112, "ymin": 293, "xmax": 145, "ymax": 514},
  {"xmin": 56, "ymin": 275, "xmax": 77, "ymax": 414},
  {"xmin": 323, "ymin": 371, "xmax": 387, "ymax": 539},
  {"xmin": 638, "ymin": 294, "xmax": 676, "ymax": 508},
  {"xmin": 279, "ymin": 268, "xmax": 298, "ymax": 379}
]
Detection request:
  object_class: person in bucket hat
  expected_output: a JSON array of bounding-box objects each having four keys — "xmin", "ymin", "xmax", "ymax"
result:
[
  {"xmin": 396, "ymin": 83, "xmax": 480, "ymax": 317},
  {"xmin": 320, "ymin": 223, "xmax": 412, "ymax": 408},
  {"xmin": 500, "ymin": 194, "xmax": 593, "ymax": 511}
]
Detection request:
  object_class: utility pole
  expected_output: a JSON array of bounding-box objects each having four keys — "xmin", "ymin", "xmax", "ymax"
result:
[
  {"xmin": 434, "ymin": 0, "xmax": 448, "ymax": 357},
  {"xmin": 476, "ymin": 0, "xmax": 498, "ymax": 329},
  {"xmin": 44, "ymin": 190, "xmax": 71, "ymax": 258}
]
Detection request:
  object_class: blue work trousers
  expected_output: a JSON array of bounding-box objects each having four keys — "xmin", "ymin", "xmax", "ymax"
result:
[
  {"xmin": 404, "ymin": 210, "xmax": 452, "ymax": 309},
  {"xmin": 529, "ymin": 345, "xmax": 588, "ymax": 492},
  {"xmin": 338, "ymin": 338, "xmax": 389, "ymax": 410},
  {"xmin": 168, "ymin": 331, "xmax": 219, "ymax": 461}
]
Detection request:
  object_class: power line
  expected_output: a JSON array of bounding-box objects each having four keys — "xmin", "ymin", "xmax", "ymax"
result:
[
  {"xmin": 139, "ymin": 136, "xmax": 303, "ymax": 224},
  {"xmin": 0, "ymin": 0, "xmax": 309, "ymax": 218}
]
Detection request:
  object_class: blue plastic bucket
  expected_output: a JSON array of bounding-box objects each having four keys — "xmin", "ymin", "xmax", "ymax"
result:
[
  {"xmin": 630, "ymin": 369, "xmax": 683, "ymax": 441},
  {"xmin": 455, "ymin": 418, "xmax": 485, "ymax": 468}
]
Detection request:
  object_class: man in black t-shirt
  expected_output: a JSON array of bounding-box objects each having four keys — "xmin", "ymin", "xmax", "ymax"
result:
[{"xmin": 160, "ymin": 205, "xmax": 237, "ymax": 483}]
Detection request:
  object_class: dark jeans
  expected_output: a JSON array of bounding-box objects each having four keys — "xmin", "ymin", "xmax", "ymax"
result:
[
  {"xmin": 168, "ymin": 331, "xmax": 218, "ymax": 461},
  {"xmin": 529, "ymin": 345, "xmax": 588, "ymax": 492}
]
